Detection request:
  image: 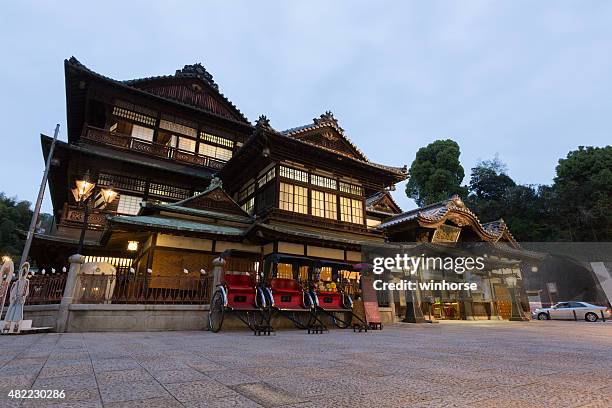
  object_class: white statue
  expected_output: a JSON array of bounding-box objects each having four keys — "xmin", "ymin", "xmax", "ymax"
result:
[
  {"xmin": 2, "ymin": 262, "xmax": 30, "ymax": 334},
  {"xmin": 1, "ymin": 256, "xmax": 15, "ymax": 319}
]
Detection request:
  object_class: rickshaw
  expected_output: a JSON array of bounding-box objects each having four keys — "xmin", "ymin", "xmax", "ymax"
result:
[
  {"xmin": 260, "ymin": 255, "xmax": 369, "ymax": 333},
  {"xmin": 260, "ymin": 255, "xmax": 326, "ymax": 333},
  {"xmin": 308, "ymin": 260, "xmax": 369, "ymax": 332},
  {"xmin": 208, "ymin": 250, "xmax": 272, "ymax": 335}
]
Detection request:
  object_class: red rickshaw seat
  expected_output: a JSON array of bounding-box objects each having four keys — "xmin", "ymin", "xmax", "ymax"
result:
[
  {"xmin": 317, "ymin": 291, "xmax": 344, "ymax": 309},
  {"xmin": 270, "ymin": 278, "xmax": 304, "ymax": 309}
]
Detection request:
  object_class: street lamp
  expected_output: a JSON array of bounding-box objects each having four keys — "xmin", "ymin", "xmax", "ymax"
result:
[
  {"xmin": 73, "ymin": 171, "xmax": 116, "ymax": 255},
  {"xmin": 505, "ymin": 274, "xmax": 527, "ymax": 321}
]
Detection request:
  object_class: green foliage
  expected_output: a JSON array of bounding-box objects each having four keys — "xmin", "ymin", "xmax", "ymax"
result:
[
  {"xmin": 449, "ymin": 145, "xmax": 611, "ymax": 242},
  {"xmin": 0, "ymin": 193, "xmax": 33, "ymax": 258},
  {"xmin": 405, "ymin": 139, "xmax": 467, "ymax": 206},
  {"xmin": 553, "ymin": 146, "xmax": 612, "ymax": 241}
]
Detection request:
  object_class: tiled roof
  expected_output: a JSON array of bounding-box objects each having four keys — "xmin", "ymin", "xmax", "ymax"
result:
[
  {"xmin": 280, "ymin": 111, "xmax": 369, "ymax": 162},
  {"xmin": 110, "ymin": 215, "xmax": 247, "ymax": 236},
  {"xmin": 377, "ymin": 195, "xmax": 518, "ymax": 245},
  {"xmin": 66, "ymin": 57, "xmax": 250, "ymax": 125},
  {"xmin": 365, "ymin": 191, "xmax": 403, "ymax": 214}
]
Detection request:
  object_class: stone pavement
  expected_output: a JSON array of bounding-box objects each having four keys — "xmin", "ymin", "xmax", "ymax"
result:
[{"xmin": 0, "ymin": 320, "xmax": 611, "ymax": 408}]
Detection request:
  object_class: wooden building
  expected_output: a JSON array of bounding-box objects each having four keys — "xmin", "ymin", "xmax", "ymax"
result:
[
  {"xmin": 32, "ymin": 58, "xmax": 407, "ymax": 307},
  {"xmin": 32, "ymin": 58, "xmax": 535, "ymax": 323}
]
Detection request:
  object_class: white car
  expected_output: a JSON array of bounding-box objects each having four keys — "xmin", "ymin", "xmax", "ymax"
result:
[{"xmin": 533, "ymin": 301, "xmax": 611, "ymax": 322}]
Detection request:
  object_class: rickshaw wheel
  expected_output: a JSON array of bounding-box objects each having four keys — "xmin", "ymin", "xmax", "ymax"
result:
[
  {"xmin": 209, "ymin": 289, "xmax": 225, "ymax": 333},
  {"xmin": 332, "ymin": 311, "xmax": 352, "ymax": 329}
]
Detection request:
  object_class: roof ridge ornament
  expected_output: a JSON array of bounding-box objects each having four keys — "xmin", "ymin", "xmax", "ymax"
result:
[
  {"xmin": 209, "ymin": 176, "xmax": 223, "ymax": 190},
  {"xmin": 255, "ymin": 115, "xmax": 272, "ymax": 130},
  {"xmin": 313, "ymin": 111, "xmax": 343, "ymax": 132},
  {"xmin": 176, "ymin": 63, "xmax": 218, "ymax": 90}
]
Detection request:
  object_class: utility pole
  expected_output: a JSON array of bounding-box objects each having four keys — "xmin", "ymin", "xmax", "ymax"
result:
[{"xmin": 19, "ymin": 124, "xmax": 60, "ymax": 268}]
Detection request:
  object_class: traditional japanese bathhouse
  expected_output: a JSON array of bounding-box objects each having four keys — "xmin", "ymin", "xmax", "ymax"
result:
[
  {"xmin": 32, "ymin": 58, "xmax": 408, "ymax": 309},
  {"xmin": 377, "ymin": 195, "xmax": 536, "ymax": 320},
  {"xmin": 33, "ymin": 57, "xmax": 253, "ymax": 270}
]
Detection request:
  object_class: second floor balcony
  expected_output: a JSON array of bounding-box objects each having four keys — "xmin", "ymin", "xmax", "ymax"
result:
[{"xmin": 82, "ymin": 126, "xmax": 226, "ymax": 170}]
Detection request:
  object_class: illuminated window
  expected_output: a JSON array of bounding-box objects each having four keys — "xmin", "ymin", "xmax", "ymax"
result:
[
  {"xmin": 112, "ymin": 106, "xmax": 156, "ymax": 126},
  {"xmin": 340, "ymin": 197, "xmax": 364, "ymax": 224},
  {"xmin": 299, "ymin": 266, "xmax": 309, "ymax": 282},
  {"xmin": 257, "ymin": 167, "xmax": 276, "ymax": 188},
  {"xmin": 159, "ymin": 119, "xmax": 197, "ymax": 138},
  {"xmin": 279, "ymin": 183, "xmax": 307, "ymax": 214},
  {"xmin": 199, "ymin": 143, "xmax": 232, "ymax": 161},
  {"xmin": 241, "ymin": 197, "xmax": 254, "ymax": 215},
  {"xmin": 320, "ymin": 267, "xmax": 332, "ymax": 282},
  {"xmin": 131, "ymin": 125, "xmax": 154, "ymax": 142},
  {"xmin": 116, "ymin": 194, "xmax": 142, "ymax": 215},
  {"xmin": 178, "ymin": 137, "xmax": 196, "ymax": 153},
  {"xmin": 200, "ymin": 132, "xmax": 233, "ymax": 148},
  {"xmin": 311, "ymin": 174, "xmax": 337, "ymax": 190},
  {"xmin": 279, "ymin": 166, "xmax": 308, "ymax": 183},
  {"xmin": 339, "ymin": 182, "xmax": 363, "ymax": 196},
  {"xmin": 277, "ymin": 263, "xmax": 293, "ymax": 279},
  {"xmin": 311, "ymin": 190, "xmax": 337, "ymax": 219},
  {"xmin": 238, "ymin": 182, "xmax": 255, "ymax": 202}
]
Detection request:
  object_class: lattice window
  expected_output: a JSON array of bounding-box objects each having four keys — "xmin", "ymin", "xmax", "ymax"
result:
[
  {"xmin": 159, "ymin": 119, "xmax": 197, "ymax": 138},
  {"xmin": 340, "ymin": 196, "xmax": 363, "ymax": 224},
  {"xmin": 238, "ymin": 182, "xmax": 256, "ymax": 202},
  {"xmin": 257, "ymin": 167, "xmax": 276, "ymax": 188},
  {"xmin": 279, "ymin": 183, "xmax": 307, "ymax": 214},
  {"xmin": 279, "ymin": 166, "xmax": 308, "ymax": 183},
  {"xmin": 339, "ymin": 182, "xmax": 363, "ymax": 196},
  {"xmin": 131, "ymin": 124, "xmax": 154, "ymax": 142},
  {"xmin": 241, "ymin": 197, "xmax": 255, "ymax": 215},
  {"xmin": 116, "ymin": 194, "xmax": 142, "ymax": 215},
  {"xmin": 311, "ymin": 174, "xmax": 337, "ymax": 190},
  {"xmin": 199, "ymin": 143, "xmax": 232, "ymax": 161},
  {"xmin": 97, "ymin": 173, "xmax": 146, "ymax": 193},
  {"xmin": 311, "ymin": 190, "xmax": 337, "ymax": 219},
  {"xmin": 148, "ymin": 183, "xmax": 190, "ymax": 200},
  {"xmin": 178, "ymin": 137, "xmax": 196, "ymax": 153},
  {"xmin": 112, "ymin": 106, "xmax": 156, "ymax": 126},
  {"xmin": 200, "ymin": 132, "xmax": 233, "ymax": 148}
]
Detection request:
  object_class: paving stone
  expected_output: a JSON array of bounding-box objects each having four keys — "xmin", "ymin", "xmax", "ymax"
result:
[
  {"xmin": 103, "ymin": 396, "xmax": 184, "ymax": 408},
  {"xmin": 151, "ymin": 368, "xmax": 209, "ymax": 384},
  {"xmin": 95, "ymin": 368, "xmax": 153, "ymax": 385},
  {"xmin": 231, "ymin": 382, "xmax": 306, "ymax": 406},
  {"xmin": 91, "ymin": 358, "xmax": 141, "ymax": 373},
  {"xmin": 99, "ymin": 380, "xmax": 170, "ymax": 403},
  {"xmin": 165, "ymin": 379, "xmax": 238, "ymax": 402},
  {"xmin": 33, "ymin": 374, "xmax": 98, "ymax": 391}
]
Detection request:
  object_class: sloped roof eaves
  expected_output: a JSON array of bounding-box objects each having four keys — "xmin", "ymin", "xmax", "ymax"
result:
[
  {"xmin": 270, "ymin": 130, "xmax": 408, "ymax": 178},
  {"xmin": 110, "ymin": 215, "xmax": 247, "ymax": 236},
  {"xmin": 249, "ymin": 223, "xmax": 383, "ymax": 246},
  {"xmin": 146, "ymin": 202, "xmax": 253, "ymax": 223},
  {"xmin": 66, "ymin": 58, "xmax": 252, "ymax": 127},
  {"xmin": 280, "ymin": 121, "xmax": 370, "ymax": 162}
]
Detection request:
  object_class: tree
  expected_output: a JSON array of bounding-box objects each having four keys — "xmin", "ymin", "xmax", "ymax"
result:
[
  {"xmin": 553, "ymin": 146, "xmax": 612, "ymax": 241},
  {"xmin": 405, "ymin": 139, "xmax": 467, "ymax": 206},
  {"xmin": 0, "ymin": 193, "xmax": 53, "ymax": 260},
  {"xmin": 0, "ymin": 193, "xmax": 33, "ymax": 258},
  {"xmin": 468, "ymin": 156, "xmax": 515, "ymax": 200}
]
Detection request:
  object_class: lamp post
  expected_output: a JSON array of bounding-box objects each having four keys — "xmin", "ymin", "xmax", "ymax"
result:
[
  {"xmin": 72, "ymin": 171, "xmax": 116, "ymax": 255},
  {"xmin": 505, "ymin": 274, "xmax": 527, "ymax": 321}
]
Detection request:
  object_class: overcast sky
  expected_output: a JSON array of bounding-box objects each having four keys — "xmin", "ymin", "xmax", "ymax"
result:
[{"xmin": 1, "ymin": 1, "xmax": 611, "ymax": 213}]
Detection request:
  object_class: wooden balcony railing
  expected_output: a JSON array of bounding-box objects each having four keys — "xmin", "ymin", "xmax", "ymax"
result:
[
  {"xmin": 60, "ymin": 204, "xmax": 108, "ymax": 229},
  {"xmin": 82, "ymin": 126, "xmax": 226, "ymax": 170}
]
